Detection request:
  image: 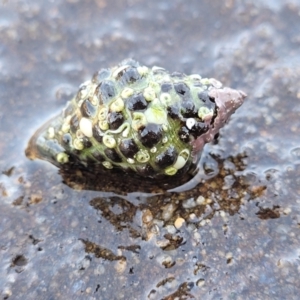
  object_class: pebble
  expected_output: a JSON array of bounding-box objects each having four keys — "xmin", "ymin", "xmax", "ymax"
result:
[
  {"xmin": 114, "ymin": 258, "xmax": 127, "ymax": 274},
  {"xmin": 174, "ymin": 217, "xmax": 185, "ymax": 229}
]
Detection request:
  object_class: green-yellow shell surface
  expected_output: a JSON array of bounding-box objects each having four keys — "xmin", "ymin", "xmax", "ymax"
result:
[{"xmin": 26, "ymin": 59, "xmax": 246, "ymax": 179}]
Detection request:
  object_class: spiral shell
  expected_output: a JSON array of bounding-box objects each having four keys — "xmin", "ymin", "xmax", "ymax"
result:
[{"xmin": 26, "ymin": 59, "xmax": 246, "ymax": 179}]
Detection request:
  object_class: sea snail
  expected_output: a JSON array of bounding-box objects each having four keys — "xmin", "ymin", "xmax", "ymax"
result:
[{"xmin": 26, "ymin": 59, "xmax": 246, "ymax": 179}]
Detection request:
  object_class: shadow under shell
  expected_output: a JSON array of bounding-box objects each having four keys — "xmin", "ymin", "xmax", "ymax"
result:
[{"xmin": 58, "ymin": 161, "xmax": 198, "ymax": 194}]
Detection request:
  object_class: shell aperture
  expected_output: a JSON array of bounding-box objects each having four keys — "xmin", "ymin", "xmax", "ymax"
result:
[{"xmin": 26, "ymin": 59, "xmax": 246, "ymax": 179}]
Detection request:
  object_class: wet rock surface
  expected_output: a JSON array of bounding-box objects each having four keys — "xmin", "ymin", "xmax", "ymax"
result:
[{"xmin": 1, "ymin": 0, "xmax": 300, "ymax": 299}]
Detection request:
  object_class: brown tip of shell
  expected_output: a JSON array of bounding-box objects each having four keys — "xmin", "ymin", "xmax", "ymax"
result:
[
  {"xmin": 239, "ymin": 90, "xmax": 247, "ymax": 99},
  {"xmin": 25, "ymin": 128, "xmax": 43, "ymax": 161},
  {"xmin": 25, "ymin": 114, "xmax": 61, "ymax": 162}
]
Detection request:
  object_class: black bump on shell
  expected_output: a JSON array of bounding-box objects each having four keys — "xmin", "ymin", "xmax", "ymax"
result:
[
  {"xmin": 118, "ymin": 67, "xmax": 141, "ymax": 85},
  {"xmin": 62, "ymin": 133, "xmax": 72, "ymax": 147},
  {"xmin": 120, "ymin": 59, "xmax": 139, "ymax": 68},
  {"xmin": 139, "ymin": 123, "xmax": 163, "ymax": 148},
  {"xmin": 198, "ymin": 91, "xmax": 215, "ymax": 110},
  {"xmin": 198, "ymin": 91, "xmax": 210, "ymax": 102},
  {"xmin": 161, "ymin": 82, "xmax": 173, "ymax": 92},
  {"xmin": 76, "ymin": 86, "xmax": 88, "ymax": 101},
  {"xmin": 92, "ymin": 68, "xmax": 111, "ymax": 83},
  {"xmin": 174, "ymin": 82, "xmax": 190, "ymax": 96},
  {"xmin": 190, "ymin": 121, "xmax": 209, "ymax": 138},
  {"xmin": 167, "ymin": 104, "xmax": 181, "ymax": 119},
  {"xmin": 91, "ymin": 150, "xmax": 104, "ymax": 162},
  {"xmin": 192, "ymin": 80, "xmax": 204, "ymax": 88},
  {"xmin": 92, "ymin": 125, "xmax": 103, "ymax": 143},
  {"xmin": 70, "ymin": 114, "xmax": 79, "ymax": 133},
  {"xmin": 152, "ymin": 68, "xmax": 167, "ymax": 76},
  {"xmin": 127, "ymin": 93, "xmax": 148, "ymax": 111},
  {"xmin": 104, "ymin": 148, "xmax": 123, "ymax": 163},
  {"xmin": 213, "ymin": 133, "xmax": 220, "ymax": 143},
  {"xmin": 63, "ymin": 102, "xmax": 74, "ymax": 118},
  {"xmin": 82, "ymin": 137, "xmax": 92, "ymax": 148},
  {"xmin": 210, "ymin": 107, "xmax": 218, "ymax": 125},
  {"xmin": 108, "ymin": 112, "xmax": 124, "ymax": 130},
  {"xmin": 70, "ymin": 149, "xmax": 80, "ymax": 158},
  {"xmin": 97, "ymin": 80, "xmax": 116, "ymax": 103},
  {"xmin": 155, "ymin": 146, "xmax": 177, "ymax": 169},
  {"xmin": 114, "ymin": 67, "xmax": 128, "ymax": 80},
  {"xmin": 136, "ymin": 164, "xmax": 156, "ymax": 177},
  {"xmin": 85, "ymin": 155, "xmax": 98, "ymax": 165},
  {"xmin": 171, "ymin": 72, "xmax": 184, "ymax": 79},
  {"xmin": 180, "ymin": 100, "xmax": 198, "ymax": 118},
  {"xmin": 119, "ymin": 138, "xmax": 139, "ymax": 158},
  {"xmin": 178, "ymin": 126, "xmax": 190, "ymax": 143},
  {"xmin": 80, "ymin": 99, "xmax": 96, "ymax": 118},
  {"xmin": 64, "ymin": 153, "xmax": 76, "ymax": 164}
]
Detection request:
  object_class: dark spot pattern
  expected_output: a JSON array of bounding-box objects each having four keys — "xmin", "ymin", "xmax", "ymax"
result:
[
  {"xmin": 178, "ymin": 126, "xmax": 190, "ymax": 143},
  {"xmin": 121, "ymin": 59, "xmax": 139, "ymax": 68},
  {"xmin": 118, "ymin": 67, "xmax": 140, "ymax": 85},
  {"xmin": 127, "ymin": 93, "xmax": 148, "ymax": 111},
  {"xmin": 104, "ymin": 148, "xmax": 122, "ymax": 163},
  {"xmin": 198, "ymin": 91, "xmax": 215, "ymax": 110},
  {"xmin": 152, "ymin": 68, "xmax": 167, "ymax": 76},
  {"xmin": 155, "ymin": 146, "xmax": 177, "ymax": 168},
  {"xmin": 180, "ymin": 100, "xmax": 198, "ymax": 118},
  {"xmin": 136, "ymin": 164, "xmax": 156, "ymax": 177},
  {"xmin": 97, "ymin": 80, "xmax": 116, "ymax": 103},
  {"xmin": 171, "ymin": 72, "xmax": 184, "ymax": 79},
  {"xmin": 174, "ymin": 82, "xmax": 190, "ymax": 97},
  {"xmin": 139, "ymin": 123, "xmax": 162, "ymax": 148},
  {"xmin": 167, "ymin": 104, "xmax": 181, "ymax": 119},
  {"xmin": 198, "ymin": 91, "xmax": 210, "ymax": 103},
  {"xmin": 119, "ymin": 139, "xmax": 139, "ymax": 158},
  {"xmin": 192, "ymin": 80, "xmax": 204, "ymax": 88},
  {"xmin": 92, "ymin": 68, "xmax": 111, "ymax": 83},
  {"xmin": 62, "ymin": 133, "xmax": 72, "ymax": 147},
  {"xmin": 190, "ymin": 121, "xmax": 209, "ymax": 137},
  {"xmin": 80, "ymin": 99, "xmax": 96, "ymax": 118},
  {"xmin": 82, "ymin": 137, "xmax": 92, "ymax": 148},
  {"xmin": 211, "ymin": 107, "xmax": 218, "ymax": 124},
  {"xmin": 63, "ymin": 102, "xmax": 74, "ymax": 118},
  {"xmin": 91, "ymin": 150, "xmax": 104, "ymax": 162},
  {"xmin": 70, "ymin": 114, "xmax": 79, "ymax": 133},
  {"xmin": 92, "ymin": 125, "xmax": 103, "ymax": 143},
  {"xmin": 108, "ymin": 112, "xmax": 124, "ymax": 130},
  {"xmin": 161, "ymin": 82, "xmax": 173, "ymax": 92}
]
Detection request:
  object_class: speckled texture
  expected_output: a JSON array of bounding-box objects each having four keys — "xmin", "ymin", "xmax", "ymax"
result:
[
  {"xmin": 26, "ymin": 59, "xmax": 245, "ymax": 179},
  {"xmin": 1, "ymin": 1, "xmax": 300, "ymax": 299}
]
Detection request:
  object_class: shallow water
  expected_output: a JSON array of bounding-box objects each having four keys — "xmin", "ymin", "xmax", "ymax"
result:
[{"xmin": 1, "ymin": 0, "xmax": 300, "ymax": 299}]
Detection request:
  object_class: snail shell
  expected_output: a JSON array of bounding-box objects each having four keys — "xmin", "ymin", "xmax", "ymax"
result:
[{"xmin": 26, "ymin": 59, "xmax": 246, "ymax": 179}]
